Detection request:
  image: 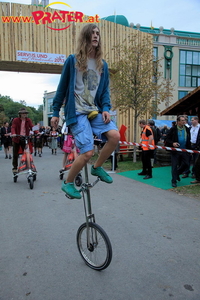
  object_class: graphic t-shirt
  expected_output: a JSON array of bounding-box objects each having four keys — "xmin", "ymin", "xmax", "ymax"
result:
[{"xmin": 74, "ymin": 58, "xmax": 100, "ymax": 114}]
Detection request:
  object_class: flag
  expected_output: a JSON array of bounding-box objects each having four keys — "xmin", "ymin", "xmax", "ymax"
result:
[{"xmin": 150, "ymin": 21, "xmax": 154, "ymax": 30}]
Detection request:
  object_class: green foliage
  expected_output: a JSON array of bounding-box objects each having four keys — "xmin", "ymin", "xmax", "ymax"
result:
[
  {"xmin": 0, "ymin": 94, "xmax": 43, "ymax": 126},
  {"xmin": 20, "ymin": 100, "xmax": 27, "ymax": 106},
  {"xmin": 38, "ymin": 104, "xmax": 43, "ymax": 112},
  {"xmin": 110, "ymin": 33, "xmax": 174, "ymax": 119}
]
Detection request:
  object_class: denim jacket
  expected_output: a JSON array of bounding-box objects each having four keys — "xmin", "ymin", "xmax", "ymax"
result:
[{"xmin": 52, "ymin": 54, "xmax": 111, "ymax": 126}]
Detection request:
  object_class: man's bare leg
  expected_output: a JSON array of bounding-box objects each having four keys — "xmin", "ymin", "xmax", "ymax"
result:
[
  {"xmin": 94, "ymin": 130, "xmax": 120, "ymax": 168},
  {"xmin": 65, "ymin": 150, "xmax": 93, "ymax": 183},
  {"xmin": 65, "ymin": 130, "xmax": 119, "ymax": 182}
]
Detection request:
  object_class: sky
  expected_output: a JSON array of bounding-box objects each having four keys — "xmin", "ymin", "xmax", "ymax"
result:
[{"xmin": 0, "ymin": 0, "xmax": 200, "ymax": 108}]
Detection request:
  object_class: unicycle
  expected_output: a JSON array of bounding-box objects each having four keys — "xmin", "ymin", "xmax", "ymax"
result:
[{"xmin": 65, "ymin": 164, "xmax": 112, "ymax": 270}]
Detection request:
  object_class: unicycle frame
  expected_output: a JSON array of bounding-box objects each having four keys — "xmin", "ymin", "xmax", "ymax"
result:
[
  {"xmin": 67, "ymin": 163, "xmax": 112, "ymax": 270},
  {"xmin": 80, "ymin": 165, "xmax": 100, "ymax": 246}
]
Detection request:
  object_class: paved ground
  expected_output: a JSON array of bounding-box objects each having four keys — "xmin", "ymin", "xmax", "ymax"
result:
[{"xmin": 0, "ymin": 146, "xmax": 200, "ymax": 300}]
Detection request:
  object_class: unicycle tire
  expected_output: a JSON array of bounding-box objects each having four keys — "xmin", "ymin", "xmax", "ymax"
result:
[
  {"xmin": 76, "ymin": 222, "xmax": 112, "ymax": 271},
  {"xmin": 29, "ymin": 176, "xmax": 34, "ymax": 189}
]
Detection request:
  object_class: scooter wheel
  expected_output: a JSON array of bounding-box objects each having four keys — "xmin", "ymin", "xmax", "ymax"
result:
[
  {"xmin": 75, "ymin": 174, "xmax": 82, "ymax": 187},
  {"xmin": 29, "ymin": 176, "xmax": 34, "ymax": 189},
  {"xmin": 13, "ymin": 174, "xmax": 18, "ymax": 183}
]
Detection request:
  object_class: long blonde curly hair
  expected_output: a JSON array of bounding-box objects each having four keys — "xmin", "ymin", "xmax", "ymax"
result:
[{"xmin": 75, "ymin": 24, "xmax": 103, "ymax": 73}]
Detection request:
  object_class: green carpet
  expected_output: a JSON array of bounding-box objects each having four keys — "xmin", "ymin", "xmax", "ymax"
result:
[{"xmin": 118, "ymin": 166, "xmax": 193, "ymax": 190}]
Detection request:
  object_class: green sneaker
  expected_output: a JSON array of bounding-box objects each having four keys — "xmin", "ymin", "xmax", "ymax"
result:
[
  {"xmin": 91, "ymin": 165, "xmax": 113, "ymax": 184},
  {"xmin": 61, "ymin": 181, "xmax": 81, "ymax": 199}
]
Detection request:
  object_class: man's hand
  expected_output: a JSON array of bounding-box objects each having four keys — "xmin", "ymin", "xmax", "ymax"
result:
[
  {"xmin": 173, "ymin": 142, "xmax": 180, "ymax": 147},
  {"xmin": 102, "ymin": 111, "xmax": 111, "ymax": 124},
  {"xmin": 51, "ymin": 117, "xmax": 59, "ymax": 129}
]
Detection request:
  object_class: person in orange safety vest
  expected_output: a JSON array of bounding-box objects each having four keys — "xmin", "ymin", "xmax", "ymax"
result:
[{"xmin": 138, "ymin": 119, "xmax": 155, "ymax": 179}]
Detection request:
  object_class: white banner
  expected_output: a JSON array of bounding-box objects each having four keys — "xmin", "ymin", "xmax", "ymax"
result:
[{"xmin": 16, "ymin": 50, "xmax": 66, "ymax": 64}]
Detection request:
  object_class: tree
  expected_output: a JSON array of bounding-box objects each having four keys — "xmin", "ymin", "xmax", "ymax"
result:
[
  {"xmin": 0, "ymin": 94, "xmax": 43, "ymax": 126},
  {"xmin": 0, "ymin": 111, "xmax": 6, "ymax": 125},
  {"xmin": 37, "ymin": 104, "xmax": 43, "ymax": 122},
  {"xmin": 0, "ymin": 104, "xmax": 4, "ymax": 113},
  {"xmin": 20, "ymin": 100, "xmax": 27, "ymax": 106},
  {"xmin": 110, "ymin": 33, "xmax": 174, "ymax": 161}
]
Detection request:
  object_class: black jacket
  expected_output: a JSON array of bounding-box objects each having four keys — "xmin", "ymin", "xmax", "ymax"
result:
[
  {"xmin": 165, "ymin": 125, "xmax": 191, "ymax": 149},
  {"xmin": 1, "ymin": 126, "xmax": 11, "ymax": 144},
  {"xmin": 150, "ymin": 126, "xmax": 161, "ymax": 145}
]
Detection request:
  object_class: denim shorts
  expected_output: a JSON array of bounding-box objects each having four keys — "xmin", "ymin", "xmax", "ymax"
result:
[{"xmin": 70, "ymin": 113, "xmax": 118, "ymax": 154}]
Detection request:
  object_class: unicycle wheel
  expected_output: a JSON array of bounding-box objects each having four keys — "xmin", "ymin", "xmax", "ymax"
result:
[{"xmin": 76, "ymin": 222, "xmax": 112, "ymax": 271}]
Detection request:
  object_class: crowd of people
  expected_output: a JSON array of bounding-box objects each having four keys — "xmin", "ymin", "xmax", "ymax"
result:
[
  {"xmin": 0, "ymin": 108, "xmax": 67, "ymax": 174},
  {"xmin": 138, "ymin": 115, "xmax": 200, "ymax": 188}
]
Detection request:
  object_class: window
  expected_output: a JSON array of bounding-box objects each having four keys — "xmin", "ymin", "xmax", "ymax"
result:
[
  {"xmin": 47, "ymin": 98, "xmax": 53, "ymax": 113},
  {"xmin": 153, "ymin": 47, "xmax": 158, "ymax": 83},
  {"xmin": 178, "ymin": 91, "xmax": 188, "ymax": 99},
  {"xmin": 179, "ymin": 50, "xmax": 200, "ymax": 87},
  {"xmin": 153, "ymin": 47, "xmax": 158, "ymax": 60}
]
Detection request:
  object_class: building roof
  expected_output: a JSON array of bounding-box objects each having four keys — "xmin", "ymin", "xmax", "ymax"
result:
[
  {"xmin": 136, "ymin": 26, "xmax": 200, "ymax": 38},
  {"xmin": 102, "ymin": 15, "xmax": 200, "ymax": 38},
  {"xmin": 101, "ymin": 15, "xmax": 130, "ymax": 27},
  {"xmin": 160, "ymin": 86, "xmax": 200, "ymax": 116}
]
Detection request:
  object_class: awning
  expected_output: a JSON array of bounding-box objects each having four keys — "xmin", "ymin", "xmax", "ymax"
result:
[{"xmin": 160, "ymin": 86, "xmax": 200, "ymax": 116}]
